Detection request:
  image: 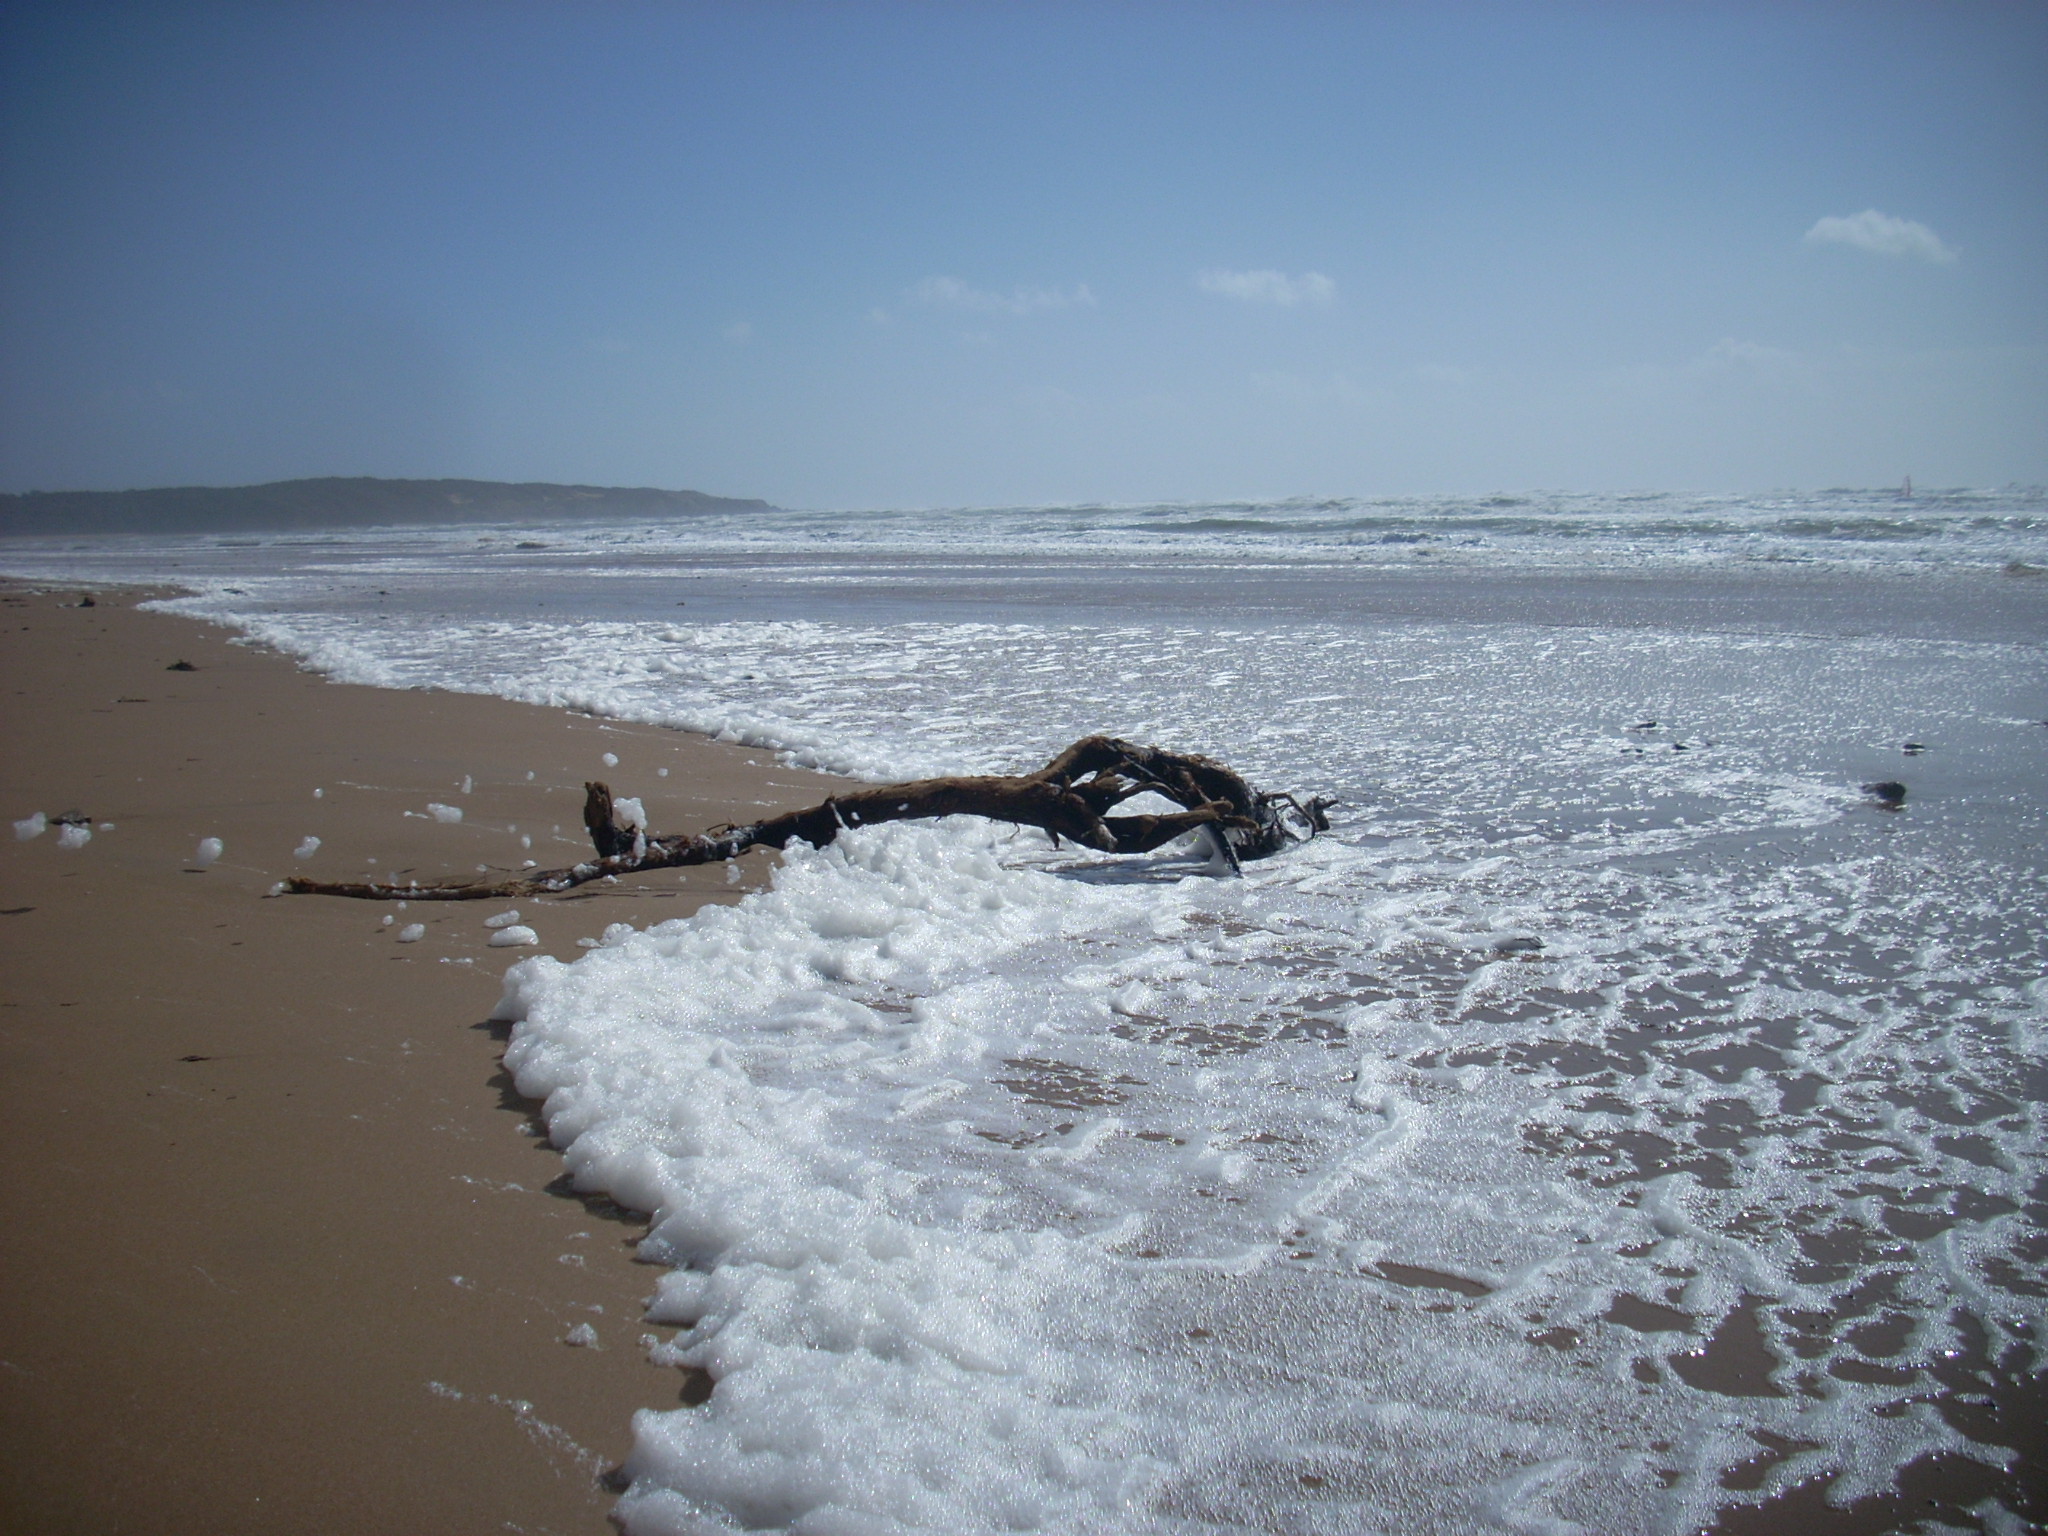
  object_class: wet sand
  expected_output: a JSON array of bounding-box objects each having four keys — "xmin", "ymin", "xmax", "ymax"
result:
[{"xmin": 0, "ymin": 584, "xmax": 836, "ymax": 1535}]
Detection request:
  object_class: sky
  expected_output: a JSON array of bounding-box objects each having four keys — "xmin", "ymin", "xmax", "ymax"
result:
[{"xmin": 1, "ymin": 1, "xmax": 2043, "ymax": 507}]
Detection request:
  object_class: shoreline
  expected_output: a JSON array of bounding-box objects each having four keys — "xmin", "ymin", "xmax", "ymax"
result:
[{"xmin": 0, "ymin": 583, "xmax": 837, "ymax": 1534}]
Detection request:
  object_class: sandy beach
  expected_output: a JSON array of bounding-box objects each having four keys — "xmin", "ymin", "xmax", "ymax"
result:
[{"xmin": 0, "ymin": 584, "xmax": 836, "ymax": 1535}]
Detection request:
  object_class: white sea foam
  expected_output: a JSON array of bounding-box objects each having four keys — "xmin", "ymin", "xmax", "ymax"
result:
[
  {"xmin": 494, "ymin": 795, "xmax": 2038, "ymax": 1532},
  {"xmin": 444, "ymin": 610, "xmax": 2030, "ymax": 1531}
]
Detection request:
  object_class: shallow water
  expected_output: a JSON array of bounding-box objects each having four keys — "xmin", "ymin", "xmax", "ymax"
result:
[{"xmin": 6, "ymin": 490, "xmax": 2044, "ymax": 1532}]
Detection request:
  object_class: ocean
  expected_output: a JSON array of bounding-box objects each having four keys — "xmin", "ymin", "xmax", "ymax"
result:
[{"xmin": 6, "ymin": 486, "xmax": 2045, "ymax": 1534}]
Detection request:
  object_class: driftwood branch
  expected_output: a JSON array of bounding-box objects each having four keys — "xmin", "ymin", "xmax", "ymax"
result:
[{"xmin": 283, "ymin": 735, "xmax": 1333, "ymax": 902}]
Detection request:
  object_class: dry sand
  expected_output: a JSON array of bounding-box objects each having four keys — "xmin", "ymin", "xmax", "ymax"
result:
[{"xmin": 0, "ymin": 585, "xmax": 837, "ymax": 1535}]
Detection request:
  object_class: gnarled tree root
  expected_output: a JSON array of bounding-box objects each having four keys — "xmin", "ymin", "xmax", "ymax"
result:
[{"xmin": 282, "ymin": 734, "xmax": 1333, "ymax": 902}]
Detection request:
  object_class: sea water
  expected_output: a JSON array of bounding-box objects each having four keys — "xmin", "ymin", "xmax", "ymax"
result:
[{"xmin": 6, "ymin": 488, "xmax": 2045, "ymax": 1533}]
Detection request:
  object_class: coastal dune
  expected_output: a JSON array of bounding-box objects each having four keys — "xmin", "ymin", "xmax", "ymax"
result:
[{"xmin": 0, "ymin": 586, "xmax": 834, "ymax": 1535}]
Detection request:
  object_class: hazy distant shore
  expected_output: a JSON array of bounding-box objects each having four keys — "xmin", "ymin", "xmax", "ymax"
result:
[{"xmin": 0, "ymin": 476, "xmax": 775, "ymax": 536}]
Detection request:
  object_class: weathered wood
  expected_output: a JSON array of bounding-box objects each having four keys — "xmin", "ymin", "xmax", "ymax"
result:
[{"xmin": 282, "ymin": 735, "xmax": 1333, "ymax": 901}]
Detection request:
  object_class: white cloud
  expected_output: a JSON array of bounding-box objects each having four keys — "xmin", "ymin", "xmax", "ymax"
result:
[
  {"xmin": 1698, "ymin": 338, "xmax": 1797, "ymax": 370},
  {"xmin": 1196, "ymin": 268, "xmax": 1336, "ymax": 306},
  {"xmin": 911, "ymin": 276, "xmax": 1096, "ymax": 315},
  {"xmin": 1803, "ymin": 210, "xmax": 1957, "ymax": 264}
]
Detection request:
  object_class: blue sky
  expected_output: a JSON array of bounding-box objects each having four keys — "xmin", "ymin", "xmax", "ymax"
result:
[{"xmin": 2, "ymin": 1, "xmax": 2042, "ymax": 505}]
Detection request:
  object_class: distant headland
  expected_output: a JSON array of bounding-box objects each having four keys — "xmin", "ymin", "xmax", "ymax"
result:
[{"xmin": 0, "ymin": 477, "xmax": 776, "ymax": 535}]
